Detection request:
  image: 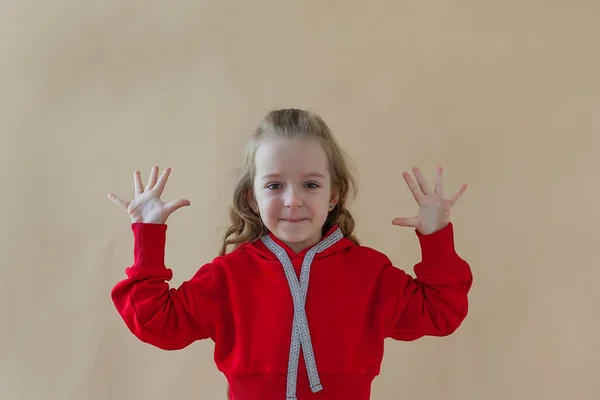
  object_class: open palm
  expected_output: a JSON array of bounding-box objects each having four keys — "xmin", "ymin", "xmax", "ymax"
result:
[
  {"xmin": 392, "ymin": 166, "xmax": 467, "ymax": 235},
  {"xmin": 108, "ymin": 166, "xmax": 190, "ymax": 224}
]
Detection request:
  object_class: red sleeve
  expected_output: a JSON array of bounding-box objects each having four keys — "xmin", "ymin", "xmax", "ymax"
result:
[
  {"xmin": 110, "ymin": 223, "xmax": 230, "ymax": 350},
  {"xmin": 381, "ymin": 222, "xmax": 473, "ymax": 341}
]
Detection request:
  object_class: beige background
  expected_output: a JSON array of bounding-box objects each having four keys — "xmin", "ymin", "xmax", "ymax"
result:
[{"xmin": 1, "ymin": 1, "xmax": 599, "ymax": 399}]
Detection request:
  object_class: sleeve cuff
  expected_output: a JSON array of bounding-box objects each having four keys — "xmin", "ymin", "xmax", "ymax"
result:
[
  {"xmin": 131, "ymin": 222, "xmax": 168, "ymax": 268},
  {"xmin": 415, "ymin": 222, "xmax": 457, "ymax": 262}
]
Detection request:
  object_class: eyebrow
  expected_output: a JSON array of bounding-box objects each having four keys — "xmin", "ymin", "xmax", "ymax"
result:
[{"xmin": 260, "ymin": 173, "xmax": 326, "ymax": 180}]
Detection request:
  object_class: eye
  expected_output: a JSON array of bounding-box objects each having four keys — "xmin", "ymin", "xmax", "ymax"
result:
[
  {"xmin": 305, "ymin": 182, "xmax": 320, "ymax": 189},
  {"xmin": 266, "ymin": 183, "xmax": 282, "ymax": 190}
]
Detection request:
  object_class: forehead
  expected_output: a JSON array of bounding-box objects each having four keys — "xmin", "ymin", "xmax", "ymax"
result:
[{"xmin": 254, "ymin": 137, "xmax": 329, "ymax": 178}]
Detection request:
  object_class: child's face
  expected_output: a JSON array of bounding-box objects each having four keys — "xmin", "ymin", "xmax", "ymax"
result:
[{"xmin": 251, "ymin": 137, "xmax": 337, "ymax": 253}]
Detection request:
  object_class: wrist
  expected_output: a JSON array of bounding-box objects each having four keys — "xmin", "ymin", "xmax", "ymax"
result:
[{"xmin": 130, "ymin": 216, "xmax": 166, "ymax": 224}]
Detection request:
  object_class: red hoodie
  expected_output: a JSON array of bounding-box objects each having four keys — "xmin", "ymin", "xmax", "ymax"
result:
[{"xmin": 111, "ymin": 222, "xmax": 472, "ymax": 400}]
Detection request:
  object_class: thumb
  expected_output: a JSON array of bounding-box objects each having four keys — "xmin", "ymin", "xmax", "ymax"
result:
[
  {"xmin": 108, "ymin": 193, "xmax": 129, "ymax": 209},
  {"xmin": 391, "ymin": 216, "xmax": 419, "ymax": 227},
  {"xmin": 164, "ymin": 199, "xmax": 191, "ymax": 215}
]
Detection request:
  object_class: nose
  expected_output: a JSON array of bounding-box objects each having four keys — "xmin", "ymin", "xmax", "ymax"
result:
[{"xmin": 283, "ymin": 187, "xmax": 303, "ymax": 208}]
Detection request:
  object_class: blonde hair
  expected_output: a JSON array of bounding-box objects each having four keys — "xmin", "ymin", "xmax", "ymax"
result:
[{"xmin": 219, "ymin": 108, "xmax": 359, "ymax": 255}]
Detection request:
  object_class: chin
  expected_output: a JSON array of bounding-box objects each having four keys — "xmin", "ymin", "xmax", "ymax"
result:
[
  {"xmin": 275, "ymin": 229, "xmax": 311, "ymax": 243},
  {"xmin": 274, "ymin": 222, "xmax": 316, "ymax": 241}
]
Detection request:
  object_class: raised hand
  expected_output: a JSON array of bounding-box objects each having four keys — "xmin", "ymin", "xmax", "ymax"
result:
[
  {"xmin": 108, "ymin": 166, "xmax": 190, "ymax": 224},
  {"xmin": 392, "ymin": 166, "xmax": 467, "ymax": 235}
]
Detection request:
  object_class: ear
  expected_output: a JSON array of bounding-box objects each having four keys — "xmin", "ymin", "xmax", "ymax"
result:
[{"xmin": 329, "ymin": 189, "xmax": 340, "ymax": 209}]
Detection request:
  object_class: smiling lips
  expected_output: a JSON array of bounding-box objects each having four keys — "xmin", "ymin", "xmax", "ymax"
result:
[{"xmin": 281, "ymin": 218, "xmax": 308, "ymax": 223}]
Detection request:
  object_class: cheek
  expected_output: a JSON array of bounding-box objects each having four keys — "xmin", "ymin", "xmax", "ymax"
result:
[
  {"xmin": 310, "ymin": 197, "xmax": 331, "ymax": 215},
  {"xmin": 258, "ymin": 195, "xmax": 280, "ymax": 215}
]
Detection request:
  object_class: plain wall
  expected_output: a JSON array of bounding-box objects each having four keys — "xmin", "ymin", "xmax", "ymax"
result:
[{"xmin": 1, "ymin": 1, "xmax": 599, "ymax": 399}]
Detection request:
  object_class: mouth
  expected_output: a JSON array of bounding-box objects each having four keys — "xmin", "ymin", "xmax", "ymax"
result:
[{"xmin": 281, "ymin": 218, "xmax": 308, "ymax": 223}]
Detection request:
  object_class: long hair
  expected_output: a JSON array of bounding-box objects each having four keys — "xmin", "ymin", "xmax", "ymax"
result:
[{"xmin": 219, "ymin": 108, "xmax": 359, "ymax": 255}]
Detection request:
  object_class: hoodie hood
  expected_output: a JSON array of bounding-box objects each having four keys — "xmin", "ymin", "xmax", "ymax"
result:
[{"xmin": 244, "ymin": 224, "xmax": 356, "ymax": 261}]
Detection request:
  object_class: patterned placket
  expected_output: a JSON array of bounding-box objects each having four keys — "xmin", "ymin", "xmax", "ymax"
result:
[{"xmin": 261, "ymin": 228, "xmax": 344, "ymax": 400}]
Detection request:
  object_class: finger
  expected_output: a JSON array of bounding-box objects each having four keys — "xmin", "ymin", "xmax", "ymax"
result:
[
  {"xmin": 412, "ymin": 166, "xmax": 432, "ymax": 195},
  {"xmin": 164, "ymin": 199, "xmax": 191, "ymax": 215},
  {"xmin": 108, "ymin": 193, "xmax": 130, "ymax": 209},
  {"xmin": 435, "ymin": 165, "xmax": 444, "ymax": 195},
  {"xmin": 448, "ymin": 183, "xmax": 468, "ymax": 206},
  {"xmin": 402, "ymin": 172, "xmax": 423, "ymax": 202},
  {"xmin": 392, "ymin": 216, "xmax": 420, "ymax": 228},
  {"xmin": 146, "ymin": 166, "xmax": 159, "ymax": 190},
  {"xmin": 153, "ymin": 167, "xmax": 172, "ymax": 196},
  {"xmin": 133, "ymin": 170, "xmax": 144, "ymax": 197}
]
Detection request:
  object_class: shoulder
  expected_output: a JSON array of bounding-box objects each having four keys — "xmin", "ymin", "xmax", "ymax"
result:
[
  {"xmin": 340, "ymin": 242, "xmax": 394, "ymax": 269},
  {"xmin": 207, "ymin": 242, "xmax": 262, "ymax": 270},
  {"xmin": 346, "ymin": 241, "xmax": 389, "ymax": 258}
]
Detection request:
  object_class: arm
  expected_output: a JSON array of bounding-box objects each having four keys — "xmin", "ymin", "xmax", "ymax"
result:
[
  {"xmin": 383, "ymin": 166, "xmax": 471, "ymax": 339},
  {"xmin": 111, "ymin": 223, "xmax": 230, "ymax": 350},
  {"xmin": 382, "ymin": 222, "xmax": 472, "ymax": 340}
]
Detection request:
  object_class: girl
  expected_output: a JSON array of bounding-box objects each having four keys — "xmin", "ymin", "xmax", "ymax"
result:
[{"xmin": 108, "ymin": 109, "xmax": 472, "ymax": 400}]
